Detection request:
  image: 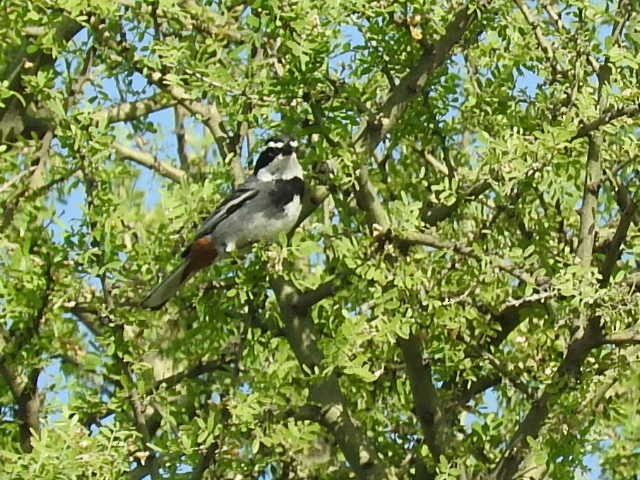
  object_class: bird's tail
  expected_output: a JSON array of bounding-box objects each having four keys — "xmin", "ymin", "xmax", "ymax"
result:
[{"xmin": 141, "ymin": 259, "xmax": 190, "ymax": 309}]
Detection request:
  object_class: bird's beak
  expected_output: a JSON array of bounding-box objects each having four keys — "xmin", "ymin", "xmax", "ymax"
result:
[{"xmin": 282, "ymin": 142, "xmax": 295, "ymax": 155}]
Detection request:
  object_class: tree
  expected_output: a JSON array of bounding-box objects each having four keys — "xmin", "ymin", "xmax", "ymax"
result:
[{"xmin": 1, "ymin": 0, "xmax": 639, "ymax": 478}]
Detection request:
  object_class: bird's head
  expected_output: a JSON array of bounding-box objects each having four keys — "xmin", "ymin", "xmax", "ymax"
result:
[{"xmin": 253, "ymin": 136, "xmax": 302, "ymax": 181}]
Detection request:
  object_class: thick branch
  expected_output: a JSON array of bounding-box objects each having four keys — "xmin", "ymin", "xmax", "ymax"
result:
[
  {"xmin": 128, "ymin": 455, "xmax": 168, "ymax": 480},
  {"xmin": 398, "ymin": 335, "xmax": 445, "ymax": 465},
  {"xmin": 489, "ymin": 321, "xmax": 603, "ymax": 480},
  {"xmin": 0, "ymin": 249, "xmax": 52, "ymax": 452},
  {"xmin": 575, "ymin": 135, "xmax": 603, "ymax": 266},
  {"xmin": 272, "ymin": 278, "xmax": 387, "ymax": 479},
  {"xmin": 602, "ymin": 328, "xmax": 640, "ymax": 346},
  {"xmin": 615, "ymin": 181, "xmax": 640, "ymax": 226},
  {"xmin": 16, "ymin": 369, "xmax": 42, "ymax": 453},
  {"xmin": 358, "ymin": 2, "xmax": 485, "ymax": 150},
  {"xmin": 0, "ymin": 16, "xmax": 82, "ymax": 142},
  {"xmin": 225, "ymin": 124, "xmax": 248, "ymax": 186},
  {"xmin": 95, "ymin": 94, "xmax": 172, "ymax": 124},
  {"xmin": 355, "ymin": 164, "xmax": 390, "ymax": 230},
  {"xmin": 295, "ymin": 184, "xmax": 331, "ymax": 231},
  {"xmin": 577, "ymin": 62, "xmax": 609, "ymax": 267},
  {"xmin": 450, "ymin": 294, "xmax": 552, "ymax": 405},
  {"xmin": 174, "ymin": 105, "xmax": 190, "ymax": 172},
  {"xmin": 353, "ymin": 2, "xmax": 485, "ymax": 233},
  {"xmin": 295, "ymin": 279, "xmax": 341, "ymax": 311},
  {"xmin": 490, "ymin": 59, "xmax": 613, "ymax": 480},
  {"xmin": 0, "ymin": 362, "xmax": 42, "ymax": 453},
  {"xmin": 190, "ymin": 441, "xmax": 219, "ymax": 480},
  {"xmin": 454, "ymin": 375, "xmax": 501, "ymax": 406}
]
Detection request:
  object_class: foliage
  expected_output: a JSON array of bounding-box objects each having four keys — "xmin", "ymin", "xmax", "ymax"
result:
[{"xmin": 1, "ymin": 0, "xmax": 640, "ymax": 479}]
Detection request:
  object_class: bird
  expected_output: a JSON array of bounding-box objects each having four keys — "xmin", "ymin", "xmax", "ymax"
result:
[{"xmin": 141, "ymin": 136, "xmax": 304, "ymax": 309}]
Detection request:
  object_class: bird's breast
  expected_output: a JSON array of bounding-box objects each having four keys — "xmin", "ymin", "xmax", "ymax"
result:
[{"xmin": 269, "ymin": 177, "xmax": 305, "ymax": 211}]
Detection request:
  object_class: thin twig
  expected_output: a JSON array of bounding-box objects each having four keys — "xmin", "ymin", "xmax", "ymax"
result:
[
  {"xmin": 571, "ymin": 103, "xmax": 640, "ymax": 141},
  {"xmin": 150, "ymin": 358, "xmax": 234, "ymax": 393},
  {"xmin": 174, "ymin": 104, "xmax": 190, "ymax": 172},
  {"xmin": 396, "ymin": 230, "xmax": 540, "ymax": 285},
  {"xmin": 113, "ymin": 142, "xmax": 186, "ymax": 182},
  {"xmin": 513, "ymin": 0, "xmax": 559, "ymax": 75},
  {"xmin": 599, "ymin": 196, "xmax": 636, "ymax": 284}
]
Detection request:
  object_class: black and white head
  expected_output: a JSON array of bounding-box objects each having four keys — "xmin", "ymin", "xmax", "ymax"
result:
[{"xmin": 253, "ymin": 136, "xmax": 302, "ymax": 181}]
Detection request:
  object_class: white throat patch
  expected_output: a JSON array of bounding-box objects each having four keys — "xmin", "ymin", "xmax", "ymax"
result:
[{"xmin": 256, "ymin": 152, "xmax": 303, "ymax": 181}]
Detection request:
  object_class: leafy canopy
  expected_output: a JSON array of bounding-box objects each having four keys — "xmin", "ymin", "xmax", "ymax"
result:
[{"xmin": 1, "ymin": 0, "xmax": 640, "ymax": 479}]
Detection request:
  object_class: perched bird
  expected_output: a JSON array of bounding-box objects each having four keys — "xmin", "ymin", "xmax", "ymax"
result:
[{"xmin": 141, "ymin": 136, "xmax": 304, "ymax": 309}]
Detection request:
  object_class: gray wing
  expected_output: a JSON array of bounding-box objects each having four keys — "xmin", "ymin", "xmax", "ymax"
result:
[{"xmin": 192, "ymin": 177, "xmax": 260, "ymax": 240}]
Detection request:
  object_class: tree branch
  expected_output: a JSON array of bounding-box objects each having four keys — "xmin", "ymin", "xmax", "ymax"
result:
[
  {"xmin": 513, "ymin": 0, "xmax": 559, "ymax": 75},
  {"xmin": 144, "ymin": 70, "xmax": 228, "ymax": 145},
  {"xmin": 179, "ymin": 0, "xmax": 245, "ymax": 43},
  {"xmin": 576, "ymin": 63, "xmax": 609, "ymax": 267},
  {"xmin": 150, "ymin": 357, "xmax": 234, "ymax": 393},
  {"xmin": 0, "ymin": 130, "xmax": 71, "ymax": 230},
  {"xmin": 599, "ymin": 194, "xmax": 636, "ymax": 284},
  {"xmin": 174, "ymin": 104, "xmax": 191, "ymax": 173},
  {"xmin": 421, "ymin": 179, "xmax": 491, "ymax": 226},
  {"xmin": 297, "ymin": 184, "xmax": 330, "ymax": 229},
  {"xmin": 0, "ymin": 15, "xmax": 82, "ymax": 142},
  {"xmin": 113, "ymin": 142, "xmax": 186, "ymax": 182},
  {"xmin": 0, "ymin": 248, "xmax": 53, "ymax": 452},
  {"xmin": 127, "ymin": 455, "xmax": 168, "ymax": 480},
  {"xmin": 602, "ymin": 328, "xmax": 640, "ymax": 346},
  {"xmin": 449, "ymin": 294, "xmax": 553, "ymax": 406},
  {"xmin": 352, "ymin": 1, "xmax": 486, "ymax": 233},
  {"xmin": 614, "ymin": 180, "xmax": 640, "ymax": 226},
  {"xmin": 0, "ymin": 362, "xmax": 43, "ymax": 453},
  {"xmin": 490, "ymin": 60, "xmax": 613, "ymax": 480},
  {"xmin": 355, "ymin": 164, "xmax": 390, "ymax": 230},
  {"xmin": 395, "ymin": 230, "xmax": 540, "ymax": 285},
  {"xmin": 272, "ymin": 278, "xmax": 387, "ymax": 479},
  {"xmin": 489, "ymin": 320, "xmax": 603, "ymax": 480},
  {"xmin": 91, "ymin": 23, "xmax": 230, "ymax": 152},
  {"xmin": 571, "ymin": 103, "xmax": 640, "ymax": 141},
  {"xmin": 225, "ymin": 122, "xmax": 248, "ymax": 186},
  {"xmin": 398, "ymin": 334, "xmax": 445, "ymax": 467},
  {"xmin": 16, "ymin": 369, "xmax": 42, "ymax": 453},
  {"xmin": 576, "ymin": 137, "xmax": 603, "ymax": 267},
  {"xmin": 94, "ymin": 94, "xmax": 173, "ymax": 124},
  {"xmin": 295, "ymin": 279, "xmax": 341, "ymax": 311},
  {"xmin": 190, "ymin": 441, "xmax": 219, "ymax": 480},
  {"xmin": 454, "ymin": 375, "xmax": 501, "ymax": 406},
  {"xmin": 357, "ymin": 1, "xmax": 486, "ymax": 150}
]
